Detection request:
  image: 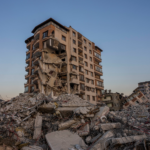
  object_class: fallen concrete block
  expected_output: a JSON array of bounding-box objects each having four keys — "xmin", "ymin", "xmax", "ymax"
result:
[
  {"xmin": 100, "ymin": 122, "xmax": 121, "ymax": 131},
  {"xmin": 58, "ymin": 119, "xmax": 76, "ymax": 130},
  {"xmin": 33, "ymin": 115, "xmax": 42, "ymax": 139},
  {"xmin": 110, "ymin": 134, "xmax": 147, "ymax": 145},
  {"xmin": 21, "ymin": 146, "xmax": 43, "ymax": 150},
  {"xmin": 89, "ymin": 130, "xmax": 114, "ymax": 150},
  {"xmin": 77, "ymin": 124, "xmax": 90, "ymax": 137},
  {"xmin": 92, "ymin": 106, "xmax": 109, "ymax": 121},
  {"xmin": 45, "ymin": 130, "xmax": 87, "ymax": 150}
]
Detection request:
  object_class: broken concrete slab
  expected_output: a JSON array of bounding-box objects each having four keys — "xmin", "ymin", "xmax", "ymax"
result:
[
  {"xmin": 33, "ymin": 114, "xmax": 42, "ymax": 140},
  {"xmin": 99, "ymin": 122, "xmax": 121, "ymax": 131},
  {"xmin": 45, "ymin": 130, "xmax": 87, "ymax": 150}
]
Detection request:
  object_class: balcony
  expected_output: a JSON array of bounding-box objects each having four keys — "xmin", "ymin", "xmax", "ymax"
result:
[
  {"xmin": 79, "ymin": 75, "xmax": 85, "ymax": 82},
  {"xmin": 25, "ymin": 73, "xmax": 30, "ymax": 79},
  {"xmin": 78, "ymin": 32, "xmax": 82, "ymax": 41},
  {"xmin": 79, "ymin": 57, "xmax": 84, "ymax": 65},
  {"xmin": 33, "ymin": 34, "xmax": 39, "ymax": 44},
  {"xmin": 94, "ymin": 59, "xmax": 102, "ymax": 67},
  {"xmin": 33, "ymin": 49, "xmax": 42, "ymax": 57},
  {"xmin": 78, "ymin": 49, "xmax": 83, "ymax": 57},
  {"xmin": 34, "ymin": 88, "xmax": 40, "ymax": 93},
  {"xmin": 33, "ymin": 56, "xmax": 41, "ymax": 65},
  {"xmin": 34, "ymin": 67, "xmax": 39, "ymax": 74},
  {"xmin": 24, "ymin": 82, "xmax": 29, "ymax": 86},
  {"xmin": 78, "ymin": 41, "xmax": 82, "ymax": 49},
  {"xmin": 80, "ymin": 86, "xmax": 85, "ymax": 91},
  {"xmin": 33, "ymin": 76, "xmax": 38, "ymax": 84},
  {"xmin": 94, "ymin": 52, "xmax": 102, "ymax": 61},
  {"xmin": 70, "ymin": 77, "xmax": 79, "ymax": 84},
  {"xmin": 25, "ymin": 65, "xmax": 30, "ymax": 72}
]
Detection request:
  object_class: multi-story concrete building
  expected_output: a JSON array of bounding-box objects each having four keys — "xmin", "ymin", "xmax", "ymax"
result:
[
  {"xmin": 101, "ymin": 90, "xmax": 124, "ymax": 111},
  {"xmin": 24, "ymin": 18, "xmax": 104, "ymax": 104},
  {"xmin": 138, "ymin": 81, "xmax": 150, "ymax": 100},
  {"xmin": 123, "ymin": 90, "xmax": 148, "ymax": 108}
]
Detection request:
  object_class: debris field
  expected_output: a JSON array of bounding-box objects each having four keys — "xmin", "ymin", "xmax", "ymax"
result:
[{"xmin": 0, "ymin": 93, "xmax": 150, "ymax": 150}]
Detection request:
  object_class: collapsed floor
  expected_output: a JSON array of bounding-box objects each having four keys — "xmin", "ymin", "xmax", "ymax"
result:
[{"xmin": 0, "ymin": 93, "xmax": 150, "ymax": 150}]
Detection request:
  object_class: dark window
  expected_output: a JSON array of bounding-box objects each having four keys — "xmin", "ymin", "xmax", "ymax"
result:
[
  {"xmin": 89, "ymin": 43, "xmax": 91, "ymax": 47},
  {"xmin": 72, "ymin": 56, "xmax": 77, "ymax": 61},
  {"xmin": 89, "ymin": 50, "xmax": 92, "ymax": 54},
  {"xmin": 85, "ymin": 62, "xmax": 88, "ymax": 66},
  {"xmin": 73, "ymin": 48, "xmax": 76, "ymax": 53},
  {"xmin": 90, "ymin": 64, "xmax": 93, "ymax": 69},
  {"xmin": 84, "ymin": 47, "xmax": 87, "ymax": 51},
  {"xmin": 86, "ymin": 78, "xmax": 89, "ymax": 83},
  {"xmin": 80, "ymin": 83, "xmax": 85, "ymax": 91},
  {"xmin": 73, "ymin": 39, "xmax": 76, "ymax": 44},
  {"xmin": 79, "ymin": 75, "xmax": 84, "ymax": 81},
  {"xmin": 79, "ymin": 66, "xmax": 84, "ymax": 72},
  {"xmin": 72, "ymin": 65, "xmax": 77, "ymax": 70},
  {"xmin": 90, "ymin": 57, "xmax": 92, "ymax": 61},
  {"xmin": 73, "ymin": 32, "xmax": 76, "ymax": 37},
  {"xmin": 91, "ymin": 72, "xmax": 93, "ymax": 76},
  {"xmin": 43, "ymin": 31, "xmax": 48, "ymax": 39},
  {"xmin": 84, "ymin": 39, "xmax": 86, "ymax": 44},
  {"xmin": 85, "ymin": 70, "xmax": 88, "ymax": 75},
  {"xmin": 62, "ymin": 35, "xmax": 66, "ymax": 41},
  {"xmin": 92, "ymin": 96, "xmax": 95, "ymax": 101},
  {"xmin": 91, "ymin": 80, "xmax": 94, "ymax": 84},
  {"xmin": 61, "ymin": 44, "xmax": 66, "ymax": 50},
  {"xmin": 84, "ymin": 54, "xmax": 87, "ymax": 59},
  {"xmin": 87, "ymin": 95, "xmax": 90, "ymax": 101}
]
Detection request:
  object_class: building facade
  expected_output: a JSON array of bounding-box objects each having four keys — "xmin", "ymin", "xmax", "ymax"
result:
[
  {"xmin": 101, "ymin": 90, "xmax": 124, "ymax": 111},
  {"xmin": 24, "ymin": 18, "xmax": 104, "ymax": 104},
  {"xmin": 122, "ymin": 90, "xmax": 148, "ymax": 109},
  {"xmin": 138, "ymin": 81, "xmax": 150, "ymax": 100}
]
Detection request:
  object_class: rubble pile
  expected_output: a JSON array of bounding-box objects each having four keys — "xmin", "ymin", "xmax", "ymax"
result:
[{"xmin": 0, "ymin": 93, "xmax": 150, "ymax": 150}]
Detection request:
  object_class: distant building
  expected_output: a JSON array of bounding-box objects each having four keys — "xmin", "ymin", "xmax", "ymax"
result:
[
  {"xmin": 123, "ymin": 90, "xmax": 148, "ymax": 109},
  {"xmin": 138, "ymin": 81, "xmax": 150, "ymax": 100},
  {"xmin": 101, "ymin": 90, "xmax": 124, "ymax": 111}
]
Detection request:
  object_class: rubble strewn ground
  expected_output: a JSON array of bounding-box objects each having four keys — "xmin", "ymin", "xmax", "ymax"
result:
[{"xmin": 0, "ymin": 93, "xmax": 150, "ymax": 150}]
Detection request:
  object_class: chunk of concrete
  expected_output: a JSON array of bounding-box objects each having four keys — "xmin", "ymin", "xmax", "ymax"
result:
[
  {"xmin": 58, "ymin": 120, "xmax": 76, "ymax": 130},
  {"xmin": 89, "ymin": 130, "xmax": 114, "ymax": 150},
  {"xmin": 110, "ymin": 135, "xmax": 147, "ymax": 145},
  {"xmin": 33, "ymin": 115, "xmax": 42, "ymax": 139},
  {"xmin": 100, "ymin": 122, "xmax": 121, "ymax": 131},
  {"xmin": 45, "ymin": 130, "xmax": 87, "ymax": 150},
  {"xmin": 21, "ymin": 146, "xmax": 43, "ymax": 150},
  {"xmin": 92, "ymin": 106, "xmax": 109, "ymax": 122}
]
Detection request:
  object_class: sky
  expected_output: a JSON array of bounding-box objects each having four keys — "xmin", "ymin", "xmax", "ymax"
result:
[{"xmin": 0, "ymin": 0, "xmax": 150, "ymax": 100}]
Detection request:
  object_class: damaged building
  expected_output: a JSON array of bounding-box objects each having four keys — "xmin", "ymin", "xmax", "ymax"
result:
[
  {"xmin": 122, "ymin": 90, "xmax": 148, "ymax": 108},
  {"xmin": 100, "ymin": 90, "xmax": 124, "ymax": 111},
  {"xmin": 24, "ymin": 18, "xmax": 104, "ymax": 104}
]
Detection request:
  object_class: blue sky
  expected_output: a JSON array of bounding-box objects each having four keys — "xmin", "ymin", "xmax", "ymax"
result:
[{"xmin": 0, "ymin": 0, "xmax": 149, "ymax": 99}]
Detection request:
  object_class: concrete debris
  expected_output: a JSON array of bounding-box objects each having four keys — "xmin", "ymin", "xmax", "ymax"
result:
[
  {"xmin": 1, "ymin": 93, "xmax": 150, "ymax": 150},
  {"xmin": 45, "ymin": 130, "xmax": 87, "ymax": 150}
]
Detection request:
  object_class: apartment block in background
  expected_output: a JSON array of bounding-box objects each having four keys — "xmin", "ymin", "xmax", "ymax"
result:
[
  {"xmin": 24, "ymin": 18, "xmax": 104, "ymax": 104},
  {"xmin": 138, "ymin": 81, "xmax": 150, "ymax": 100}
]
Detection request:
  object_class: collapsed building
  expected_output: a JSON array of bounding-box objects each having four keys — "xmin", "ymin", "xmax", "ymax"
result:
[
  {"xmin": 24, "ymin": 18, "xmax": 104, "ymax": 104},
  {"xmin": 135, "ymin": 81, "xmax": 150, "ymax": 100},
  {"xmin": 122, "ymin": 90, "xmax": 148, "ymax": 108},
  {"xmin": 100, "ymin": 90, "xmax": 124, "ymax": 111}
]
